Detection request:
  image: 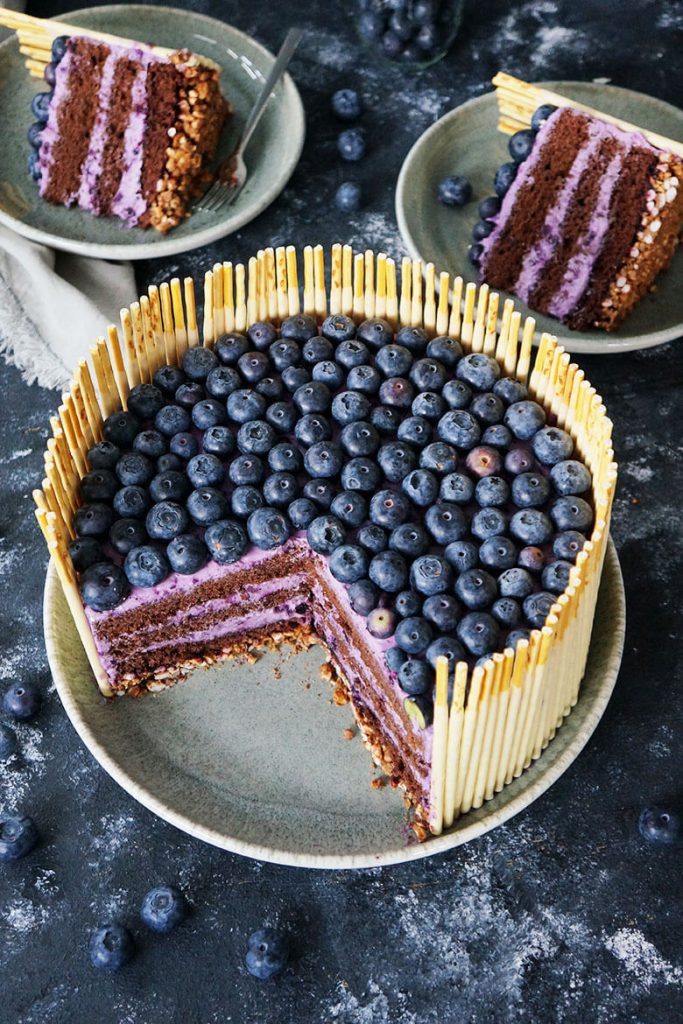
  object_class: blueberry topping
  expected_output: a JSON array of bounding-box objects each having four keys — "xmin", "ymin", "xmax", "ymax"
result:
[
  {"xmin": 348, "ymin": 579, "xmax": 379, "ymax": 616},
  {"xmin": 423, "ymin": 593, "xmax": 461, "ymax": 632},
  {"xmin": 182, "ymin": 345, "xmax": 218, "ymax": 381},
  {"xmin": 410, "ymin": 555, "xmax": 453, "ymax": 596},
  {"xmin": 395, "ymin": 616, "xmax": 433, "ymax": 654},
  {"xmin": 322, "ymin": 314, "xmax": 357, "ymax": 342},
  {"xmin": 368, "ymin": 550, "xmax": 409, "ymax": 593},
  {"xmin": 511, "ymin": 472, "xmax": 550, "ymax": 508},
  {"xmin": 140, "ymin": 885, "xmax": 187, "ymax": 933},
  {"xmin": 124, "ymin": 545, "xmax": 171, "ymax": 588},
  {"xmin": 89, "ymin": 923, "xmax": 135, "ymax": 971},
  {"xmin": 231, "ymin": 485, "xmax": 263, "ymax": 519},
  {"xmin": 366, "ymin": 608, "xmax": 397, "ymax": 640},
  {"xmin": 204, "ymin": 519, "xmax": 248, "ymax": 564},
  {"xmin": 457, "ymin": 612, "xmax": 500, "ymax": 657},
  {"xmin": 115, "ymin": 453, "xmax": 153, "ymax": 488},
  {"xmin": 437, "ymin": 175, "xmax": 472, "ymax": 207},
  {"xmin": 552, "ymin": 530, "xmax": 586, "ymax": 562},
  {"xmin": 403, "ymin": 694, "xmax": 433, "ymax": 729},
  {"xmin": 444, "ymin": 539, "xmax": 479, "ymax": 573},
  {"xmin": 103, "ymin": 410, "xmax": 141, "ymax": 448},
  {"xmin": 153, "ymin": 364, "xmax": 185, "ymax": 396},
  {"xmin": 550, "ymin": 460, "xmax": 592, "ymax": 496},
  {"xmin": 389, "ymin": 522, "xmax": 431, "ymax": 558},
  {"xmin": 0, "ymin": 814, "xmax": 39, "ymax": 862},
  {"xmin": 245, "ymin": 927, "xmax": 288, "ymax": 980},
  {"xmin": 518, "ymin": 546, "xmax": 545, "ymax": 574},
  {"xmin": 134, "ymin": 429, "xmax": 167, "ymax": 459},
  {"xmin": 68, "ymin": 536, "xmax": 104, "ymax": 572},
  {"xmin": 550, "ymin": 496, "xmax": 593, "ymax": 533},
  {"xmin": 357, "ymin": 318, "xmax": 394, "ymax": 350},
  {"xmin": 394, "ymin": 590, "xmax": 423, "ymax": 618},
  {"xmin": 426, "ymin": 635, "xmax": 465, "ymax": 670},
  {"xmin": 113, "ymin": 485, "xmax": 151, "ymax": 520},
  {"xmin": 307, "ymin": 515, "xmax": 346, "ymax": 555},
  {"xmin": 398, "ymin": 659, "xmax": 432, "ymax": 695},
  {"xmin": 504, "ymin": 400, "xmax": 546, "ymax": 440},
  {"xmin": 247, "ymin": 322, "xmax": 277, "ymax": 350},
  {"xmin": 475, "ymin": 476, "xmax": 510, "ymax": 508},
  {"xmin": 498, "ymin": 567, "xmax": 534, "ymax": 599},
  {"xmin": 287, "ymin": 497, "xmax": 318, "ymax": 530},
  {"xmin": 31, "ymin": 92, "xmax": 52, "ymax": 124},
  {"xmin": 455, "ymin": 568, "xmax": 498, "ymax": 610},
  {"xmin": 80, "ymin": 562, "xmax": 130, "ymax": 610},
  {"xmin": 74, "ymin": 503, "xmax": 115, "ymax": 537},
  {"xmin": 187, "ymin": 488, "xmax": 230, "ymax": 526},
  {"xmin": 109, "ymin": 517, "xmax": 147, "ymax": 556},
  {"xmin": 357, "ymin": 524, "xmax": 389, "ymax": 554},
  {"xmin": 479, "ymin": 536, "xmax": 518, "ymax": 571},
  {"xmin": 385, "ymin": 646, "xmax": 408, "ymax": 674},
  {"xmin": 330, "ymin": 490, "xmax": 368, "ymax": 528},
  {"xmin": 510, "ymin": 508, "xmax": 553, "ymax": 546},
  {"xmin": 166, "ymin": 534, "xmax": 208, "ymax": 575},
  {"xmin": 523, "ymin": 591, "xmax": 556, "ymax": 629}
]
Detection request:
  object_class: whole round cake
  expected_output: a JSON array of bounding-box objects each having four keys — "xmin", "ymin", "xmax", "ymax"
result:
[{"xmin": 34, "ymin": 244, "xmax": 617, "ymax": 838}]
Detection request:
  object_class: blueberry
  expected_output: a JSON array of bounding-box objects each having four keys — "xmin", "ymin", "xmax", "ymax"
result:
[
  {"xmin": 348, "ymin": 579, "xmax": 379, "ymax": 616},
  {"xmin": 395, "ymin": 616, "xmax": 433, "ymax": 654},
  {"xmin": 442, "ymin": 379, "xmax": 472, "ymax": 410},
  {"xmin": 420, "ymin": 442, "xmax": 458, "ymax": 475},
  {"xmin": 389, "ymin": 8, "xmax": 413, "ymax": 40},
  {"xmin": 471, "ymin": 507, "xmax": 508, "ymax": 541},
  {"xmin": 506, "ymin": 628, "xmax": 531, "ymax": 649},
  {"xmin": 498, "ymin": 567, "xmax": 534, "ymax": 599},
  {"xmin": 403, "ymin": 694, "xmax": 433, "ymax": 729},
  {"xmin": 89, "ymin": 923, "xmax": 135, "ymax": 971},
  {"xmin": 229, "ymin": 454, "xmax": 264, "ymax": 487},
  {"xmin": 0, "ymin": 814, "xmax": 39, "ymax": 862},
  {"xmin": 457, "ymin": 612, "xmax": 500, "ymax": 656},
  {"xmin": 338, "ymin": 128, "xmax": 366, "ymax": 161},
  {"xmin": 103, "ymin": 410, "xmax": 141, "ymax": 448},
  {"xmin": 410, "ymin": 554, "xmax": 453, "ymax": 597},
  {"xmin": 437, "ymin": 175, "xmax": 472, "ymax": 207},
  {"xmin": 437, "ymin": 410, "xmax": 481, "ymax": 449},
  {"xmin": 504, "ymin": 400, "xmax": 546, "ymax": 440},
  {"xmin": 471, "ymin": 393, "xmax": 505, "ymax": 426},
  {"xmin": 494, "ymin": 377, "xmax": 528, "ymax": 405},
  {"xmin": 303, "ymin": 479, "xmax": 336, "ymax": 508},
  {"xmin": 375, "ymin": 344, "xmax": 413, "ymax": 378},
  {"xmin": 31, "ymin": 91, "xmax": 51, "ymax": 124},
  {"xmin": 455, "ymin": 568, "xmax": 497, "ymax": 610},
  {"xmin": 510, "ymin": 472, "xmax": 550, "ymax": 509},
  {"xmin": 550, "ymin": 460, "xmax": 592, "ymax": 496},
  {"xmin": 237, "ymin": 420, "xmax": 277, "ymax": 457},
  {"xmin": 231, "ymin": 485, "xmax": 263, "ymax": 519},
  {"xmin": 149, "ymin": 470, "xmax": 190, "ymax": 503},
  {"xmin": 367, "ymin": 608, "xmax": 398, "ymax": 639},
  {"xmin": 531, "ymin": 104, "xmax": 557, "ymax": 130},
  {"xmin": 518, "ymin": 546, "xmax": 545, "ymax": 574},
  {"xmin": 0, "ymin": 723, "xmax": 17, "ymax": 760},
  {"xmin": 269, "ymin": 443, "xmax": 303, "ymax": 474},
  {"xmin": 426, "ymin": 635, "xmax": 466, "ymax": 671},
  {"xmin": 153, "ymin": 364, "xmax": 185, "ymax": 396},
  {"xmin": 140, "ymin": 885, "xmax": 187, "ymax": 933},
  {"xmin": 341, "ymin": 457, "xmax": 381, "ymax": 492},
  {"xmin": 542, "ymin": 559, "xmax": 572, "ymax": 594},
  {"xmin": 478, "ymin": 195, "xmax": 501, "ymax": 219},
  {"xmin": 169, "ymin": 432, "xmax": 199, "ymax": 461},
  {"xmin": 331, "ymin": 491, "xmax": 368, "ymax": 528},
  {"xmin": 109, "ymin": 517, "xmax": 146, "ymax": 556},
  {"xmin": 205, "ymin": 519, "xmax": 248, "ymax": 564},
  {"xmin": 124, "ymin": 545, "xmax": 170, "ymax": 588},
  {"xmin": 166, "ymin": 534, "xmax": 208, "ymax": 575},
  {"xmin": 472, "ymin": 220, "xmax": 494, "ymax": 244},
  {"xmin": 550, "ymin": 496, "xmax": 593, "ymax": 533},
  {"xmin": 338, "ymin": 340, "xmax": 371, "ymax": 370},
  {"xmin": 267, "ymin": 402, "xmax": 298, "ymax": 434},
  {"xmin": 246, "ymin": 926, "xmax": 289, "ymax": 980},
  {"xmin": 87, "ymin": 441, "xmax": 121, "ymax": 470},
  {"xmin": 378, "ymin": 441, "xmax": 416, "ymax": 483},
  {"xmin": 81, "ymin": 468, "xmax": 119, "ymax": 503},
  {"xmin": 385, "ymin": 646, "xmax": 408, "ymax": 674},
  {"xmin": 146, "ymin": 499, "xmax": 190, "ymax": 539},
  {"xmin": 468, "ymin": 243, "xmax": 484, "ymax": 268},
  {"xmin": 358, "ymin": 524, "xmax": 389, "ymax": 554},
  {"xmin": 425, "ymin": 504, "xmax": 466, "ymax": 545},
  {"xmin": 444, "ymin": 539, "xmax": 479, "ymax": 573},
  {"xmin": 398, "ymin": 659, "xmax": 432, "ymax": 696},
  {"xmin": 466, "ymin": 445, "xmax": 503, "ymax": 478},
  {"xmin": 479, "ymin": 535, "xmax": 518, "ymax": 571},
  {"xmin": 368, "ymin": 550, "xmax": 409, "ymax": 593},
  {"xmin": 74, "ymin": 503, "xmax": 115, "ymax": 538},
  {"xmin": 331, "ymin": 391, "xmax": 371, "ymax": 426},
  {"xmin": 510, "ymin": 509, "xmax": 553, "ymax": 545},
  {"xmin": 475, "ymin": 476, "xmax": 509, "ymax": 507},
  {"xmin": 371, "ymin": 406, "xmax": 403, "ymax": 438},
  {"xmin": 492, "ymin": 597, "xmax": 521, "ymax": 628},
  {"xmin": 307, "ymin": 515, "xmax": 346, "ymax": 555},
  {"xmin": 508, "ymin": 128, "xmax": 535, "ymax": 163},
  {"xmin": 187, "ymin": 488, "xmax": 230, "ymax": 526},
  {"xmin": 504, "ymin": 447, "xmax": 537, "ymax": 476},
  {"xmin": 409, "ymin": 359, "xmax": 446, "ymax": 394},
  {"xmin": 389, "ymin": 522, "xmax": 430, "ymax": 558},
  {"xmin": 329, "ymin": 545, "xmax": 369, "ymax": 584},
  {"xmin": 157, "ymin": 453, "xmax": 183, "ymax": 473},
  {"xmin": 638, "ymin": 806, "xmax": 682, "ymax": 846},
  {"xmin": 347, "ymin": 365, "xmax": 381, "ymax": 395},
  {"xmin": 412, "ymin": 392, "xmax": 446, "ymax": 422},
  {"xmin": 247, "ymin": 323, "xmax": 278, "ymax": 351},
  {"xmin": 369, "ymin": 490, "xmax": 410, "ymax": 529},
  {"xmin": 295, "ymin": 413, "xmax": 332, "ymax": 447},
  {"xmin": 553, "ymin": 530, "xmax": 586, "ymax": 562},
  {"xmin": 127, "ymin": 383, "xmax": 164, "ymax": 420},
  {"xmin": 247, "ymin": 508, "xmax": 290, "ymax": 550},
  {"xmin": 263, "ymin": 472, "xmax": 299, "ymax": 508},
  {"xmin": 192, "ymin": 399, "xmax": 227, "ymax": 431},
  {"xmin": 238, "ymin": 351, "xmax": 270, "ymax": 385},
  {"xmin": 80, "ymin": 562, "xmax": 129, "ymax": 610},
  {"xmin": 379, "ymin": 377, "xmax": 415, "ymax": 409},
  {"xmin": 134, "ymin": 430, "xmax": 167, "ymax": 459},
  {"xmin": 394, "ymin": 590, "xmax": 423, "ymax": 618},
  {"xmin": 186, "ymin": 454, "xmax": 224, "ymax": 490},
  {"xmin": 356, "ymin": 318, "xmax": 393, "ymax": 350},
  {"xmin": 269, "ymin": 338, "xmax": 301, "ymax": 371},
  {"xmin": 402, "ymin": 468, "xmax": 438, "ymax": 507},
  {"xmin": 227, "ymin": 389, "xmax": 267, "ymax": 425},
  {"xmin": 494, "ymin": 161, "xmax": 518, "ymax": 197},
  {"xmin": 335, "ymin": 181, "xmax": 362, "ymax": 212},
  {"xmin": 3, "ymin": 682, "xmax": 41, "ymax": 720},
  {"xmin": 458, "ymin": 354, "xmax": 500, "ymax": 393},
  {"xmin": 113, "ymin": 485, "xmax": 151, "ymax": 520},
  {"xmin": 155, "ymin": 405, "xmax": 190, "ymax": 438},
  {"xmin": 398, "ymin": 416, "xmax": 431, "ymax": 447},
  {"xmin": 50, "ymin": 35, "xmax": 69, "ymax": 61},
  {"xmin": 294, "ymin": 381, "xmax": 332, "ymax": 415},
  {"xmin": 532, "ymin": 427, "xmax": 574, "ymax": 467},
  {"xmin": 287, "ymin": 497, "xmax": 318, "ymax": 530},
  {"xmin": 340, "ymin": 421, "xmax": 380, "ymax": 458},
  {"xmin": 423, "ymin": 594, "xmax": 461, "ymax": 632},
  {"xmin": 304, "ymin": 441, "xmax": 343, "ymax": 478},
  {"xmin": 381, "ymin": 29, "xmax": 403, "ymax": 58},
  {"xmin": 523, "ymin": 591, "xmax": 555, "ymax": 629},
  {"xmin": 313, "ymin": 360, "xmax": 346, "ymax": 390},
  {"xmin": 68, "ymin": 536, "xmax": 104, "ymax": 572},
  {"xmin": 116, "ymin": 453, "xmax": 154, "ymax": 488},
  {"xmin": 182, "ymin": 346, "xmax": 218, "ymax": 381},
  {"xmin": 319, "ymin": 316, "xmax": 354, "ymax": 345},
  {"xmin": 256, "ymin": 374, "xmax": 284, "ymax": 398}
]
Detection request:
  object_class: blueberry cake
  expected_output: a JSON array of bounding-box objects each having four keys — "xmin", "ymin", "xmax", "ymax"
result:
[
  {"xmin": 34, "ymin": 248, "xmax": 617, "ymax": 836},
  {"xmin": 470, "ymin": 104, "xmax": 683, "ymax": 331},
  {"xmin": 28, "ymin": 34, "xmax": 229, "ymax": 233}
]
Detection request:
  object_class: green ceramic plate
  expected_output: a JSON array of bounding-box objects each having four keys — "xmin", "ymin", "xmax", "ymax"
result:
[
  {"xmin": 0, "ymin": 5, "xmax": 305, "ymax": 259},
  {"xmin": 396, "ymin": 82, "xmax": 683, "ymax": 354},
  {"xmin": 43, "ymin": 542, "xmax": 625, "ymax": 869}
]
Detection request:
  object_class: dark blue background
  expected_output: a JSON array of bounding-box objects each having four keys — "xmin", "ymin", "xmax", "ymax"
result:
[{"xmin": 1, "ymin": 1, "xmax": 681, "ymax": 1021}]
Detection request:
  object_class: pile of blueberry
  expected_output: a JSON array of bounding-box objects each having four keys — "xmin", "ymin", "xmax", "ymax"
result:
[
  {"xmin": 26, "ymin": 36, "xmax": 69, "ymax": 182},
  {"xmin": 68, "ymin": 312, "xmax": 597, "ymax": 729},
  {"xmin": 357, "ymin": 0, "xmax": 460, "ymax": 64},
  {"xmin": 468, "ymin": 104, "xmax": 558, "ymax": 269}
]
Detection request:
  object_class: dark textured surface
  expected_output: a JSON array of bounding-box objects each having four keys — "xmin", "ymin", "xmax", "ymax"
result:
[{"xmin": 1, "ymin": 0, "xmax": 681, "ymax": 1020}]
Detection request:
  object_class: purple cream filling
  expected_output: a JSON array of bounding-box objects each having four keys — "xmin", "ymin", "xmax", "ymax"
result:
[
  {"xmin": 110, "ymin": 49, "xmax": 159, "ymax": 226},
  {"xmin": 76, "ymin": 49, "xmax": 120, "ymax": 213}
]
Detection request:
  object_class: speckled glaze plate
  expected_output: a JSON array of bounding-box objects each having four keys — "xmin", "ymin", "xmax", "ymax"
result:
[
  {"xmin": 0, "ymin": 5, "xmax": 305, "ymax": 259},
  {"xmin": 43, "ymin": 540, "xmax": 625, "ymax": 869},
  {"xmin": 396, "ymin": 82, "xmax": 683, "ymax": 354}
]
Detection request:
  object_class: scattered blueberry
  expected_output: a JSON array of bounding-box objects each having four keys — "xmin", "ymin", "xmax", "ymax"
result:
[
  {"xmin": 494, "ymin": 161, "xmax": 518, "ymax": 197},
  {"xmin": 141, "ymin": 885, "xmax": 187, "ymax": 933},
  {"xmin": 437, "ymin": 175, "xmax": 472, "ymax": 207},
  {"xmin": 89, "ymin": 923, "xmax": 135, "ymax": 971},
  {"xmin": 338, "ymin": 128, "xmax": 366, "ymax": 161},
  {"xmin": 246, "ymin": 927, "xmax": 288, "ymax": 980},
  {"xmin": 335, "ymin": 181, "xmax": 362, "ymax": 212},
  {"xmin": 508, "ymin": 128, "xmax": 535, "ymax": 163},
  {"xmin": 638, "ymin": 806, "xmax": 681, "ymax": 846},
  {"xmin": 0, "ymin": 814, "xmax": 39, "ymax": 861},
  {"xmin": 3, "ymin": 682, "xmax": 41, "ymax": 721}
]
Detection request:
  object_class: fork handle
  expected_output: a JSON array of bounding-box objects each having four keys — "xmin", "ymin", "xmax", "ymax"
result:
[{"xmin": 237, "ymin": 27, "xmax": 304, "ymax": 157}]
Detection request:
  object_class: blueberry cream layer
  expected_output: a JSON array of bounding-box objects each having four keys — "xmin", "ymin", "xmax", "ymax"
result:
[
  {"xmin": 29, "ymin": 34, "xmax": 229, "ymax": 233},
  {"xmin": 471, "ymin": 105, "xmax": 683, "ymax": 331},
  {"xmin": 68, "ymin": 312, "xmax": 598, "ymax": 831}
]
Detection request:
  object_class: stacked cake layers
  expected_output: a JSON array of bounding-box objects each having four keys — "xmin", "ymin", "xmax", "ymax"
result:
[
  {"xmin": 33, "ymin": 36, "xmax": 229, "ymax": 232},
  {"xmin": 479, "ymin": 107, "xmax": 683, "ymax": 331}
]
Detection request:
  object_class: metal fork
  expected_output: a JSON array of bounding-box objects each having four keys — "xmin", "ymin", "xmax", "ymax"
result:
[{"xmin": 195, "ymin": 27, "xmax": 303, "ymax": 214}]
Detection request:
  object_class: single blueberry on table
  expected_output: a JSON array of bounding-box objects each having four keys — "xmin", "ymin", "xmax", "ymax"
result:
[
  {"xmin": 127, "ymin": 382, "xmax": 164, "ymax": 420},
  {"xmin": 531, "ymin": 104, "xmax": 557, "ymax": 130},
  {"xmin": 231, "ymin": 485, "xmax": 263, "ymax": 519},
  {"xmin": 508, "ymin": 128, "xmax": 536, "ymax": 163},
  {"xmin": 550, "ymin": 460, "xmax": 592, "ymax": 496},
  {"xmin": 523, "ymin": 591, "xmax": 556, "ymax": 629},
  {"xmin": 307, "ymin": 515, "xmax": 346, "ymax": 555},
  {"xmin": 479, "ymin": 536, "xmax": 518, "ymax": 571},
  {"xmin": 80, "ymin": 562, "xmax": 130, "ymax": 610},
  {"xmin": 335, "ymin": 181, "xmax": 362, "ymax": 212},
  {"xmin": 0, "ymin": 814, "xmax": 39, "ymax": 862},
  {"xmin": 498, "ymin": 567, "xmax": 534, "ymax": 599},
  {"xmin": 389, "ymin": 522, "xmax": 430, "ymax": 559},
  {"xmin": 375, "ymin": 343, "xmax": 413, "ymax": 378},
  {"xmin": 331, "ymin": 491, "xmax": 368, "ymax": 528},
  {"xmin": 114, "ymin": 485, "xmax": 151, "ymax": 520},
  {"xmin": 0, "ymin": 723, "xmax": 17, "ymax": 761},
  {"xmin": 398, "ymin": 659, "xmax": 432, "ymax": 696},
  {"xmin": 444, "ymin": 539, "xmax": 479, "ymax": 573},
  {"xmin": 398, "ymin": 416, "xmax": 432, "ymax": 448},
  {"xmin": 423, "ymin": 593, "xmax": 461, "ymax": 632},
  {"xmin": 378, "ymin": 441, "xmax": 417, "ymax": 482},
  {"xmin": 247, "ymin": 507, "xmax": 291, "ymax": 550},
  {"xmin": 510, "ymin": 508, "xmax": 553, "ymax": 546},
  {"xmin": 466, "ymin": 445, "xmax": 502, "ymax": 479},
  {"xmin": 542, "ymin": 559, "xmax": 573, "ymax": 594},
  {"xmin": 153, "ymin": 363, "xmax": 185, "ymax": 396},
  {"xmin": 348, "ymin": 579, "xmax": 379, "ymax": 616},
  {"xmin": 455, "ymin": 568, "xmax": 498, "ymax": 611},
  {"xmin": 357, "ymin": 523, "xmax": 389, "ymax": 554},
  {"xmin": 457, "ymin": 612, "xmax": 500, "ymax": 657},
  {"xmin": 109, "ymin": 518, "xmax": 147, "ymax": 556},
  {"xmin": 475, "ymin": 475, "xmax": 510, "ymax": 508},
  {"xmin": 187, "ymin": 488, "xmax": 230, "ymax": 526},
  {"xmin": 494, "ymin": 161, "xmax": 518, "ymax": 197},
  {"xmin": 303, "ymin": 479, "xmax": 336, "ymax": 508},
  {"xmin": 205, "ymin": 519, "xmax": 248, "ymax": 565},
  {"xmin": 367, "ymin": 608, "xmax": 397, "ymax": 640},
  {"xmin": 166, "ymin": 534, "xmax": 208, "ymax": 575},
  {"xmin": 437, "ymin": 174, "xmax": 472, "ymax": 207},
  {"xmin": 425, "ymin": 503, "xmax": 466, "ymax": 545},
  {"xmin": 638, "ymin": 806, "xmax": 681, "ymax": 846},
  {"xmin": 340, "ymin": 421, "xmax": 380, "ymax": 458},
  {"xmin": 103, "ymin": 410, "xmax": 141, "ymax": 449},
  {"xmin": 74, "ymin": 503, "xmax": 114, "ymax": 537},
  {"xmin": 368, "ymin": 550, "xmax": 409, "ymax": 593},
  {"xmin": 89, "ymin": 923, "xmax": 135, "ymax": 971},
  {"xmin": 263, "ymin": 473, "xmax": 299, "ymax": 508},
  {"xmin": 410, "ymin": 555, "xmax": 453, "ymax": 597},
  {"xmin": 420, "ymin": 441, "xmax": 458, "ymax": 476},
  {"xmin": 182, "ymin": 345, "xmax": 218, "ymax": 381},
  {"xmin": 68, "ymin": 536, "xmax": 103, "ymax": 573},
  {"xmin": 3, "ymin": 682, "xmax": 41, "ymax": 721},
  {"xmin": 550, "ymin": 496, "xmax": 594, "ymax": 533},
  {"xmin": 229, "ymin": 454, "xmax": 265, "ymax": 487},
  {"xmin": 147, "ymin": 500, "xmax": 190, "ymax": 539},
  {"xmin": 381, "ymin": 28, "xmax": 403, "ymax": 59},
  {"xmin": 394, "ymin": 590, "xmax": 423, "ymax": 619},
  {"xmin": 369, "ymin": 490, "xmax": 410, "ymax": 529},
  {"xmin": 471, "ymin": 507, "xmax": 508, "ymax": 541},
  {"xmin": 140, "ymin": 885, "xmax": 188, "ymax": 933},
  {"xmin": 246, "ymin": 927, "xmax": 289, "ymax": 980},
  {"xmin": 124, "ymin": 545, "xmax": 171, "ymax": 588},
  {"xmin": 472, "ymin": 218, "xmax": 494, "ymax": 242},
  {"xmin": 337, "ymin": 128, "xmax": 366, "ymax": 161}
]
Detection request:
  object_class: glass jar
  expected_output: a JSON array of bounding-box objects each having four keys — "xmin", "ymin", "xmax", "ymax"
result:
[{"xmin": 356, "ymin": 0, "xmax": 465, "ymax": 68}]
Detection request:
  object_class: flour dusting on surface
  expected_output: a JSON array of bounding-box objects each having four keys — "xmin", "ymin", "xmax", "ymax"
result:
[{"xmin": 605, "ymin": 928, "xmax": 683, "ymax": 988}]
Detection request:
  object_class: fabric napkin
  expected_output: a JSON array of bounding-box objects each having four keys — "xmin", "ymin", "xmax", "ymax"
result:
[{"xmin": 0, "ymin": 224, "xmax": 136, "ymax": 391}]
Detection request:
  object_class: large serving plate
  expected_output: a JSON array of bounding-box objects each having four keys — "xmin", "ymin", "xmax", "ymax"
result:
[
  {"xmin": 44, "ymin": 541, "xmax": 625, "ymax": 870},
  {"xmin": 0, "ymin": 5, "xmax": 305, "ymax": 259},
  {"xmin": 396, "ymin": 81, "xmax": 683, "ymax": 354}
]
